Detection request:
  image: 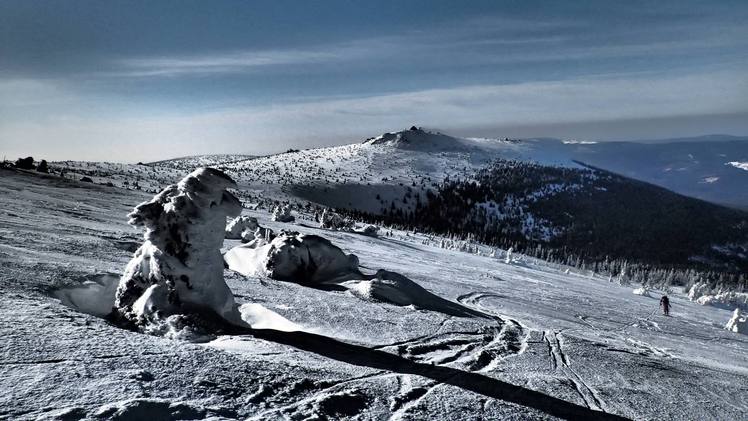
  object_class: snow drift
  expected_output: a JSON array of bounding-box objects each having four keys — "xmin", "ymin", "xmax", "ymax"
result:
[
  {"xmin": 54, "ymin": 273, "xmax": 120, "ymax": 317},
  {"xmin": 343, "ymin": 270, "xmax": 489, "ymax": 318},
  {"xmin": 112, "ymin": 168, "xmax": 245, "ymax": 334}
]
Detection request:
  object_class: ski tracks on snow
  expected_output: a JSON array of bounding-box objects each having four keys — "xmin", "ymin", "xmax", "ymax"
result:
[{"xmin": 543, "ymin": 330, "xmax": 607, "ymax": 413}]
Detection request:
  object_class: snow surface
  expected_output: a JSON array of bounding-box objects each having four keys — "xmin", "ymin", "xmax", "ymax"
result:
[{"xmin": 2, "ymin": 169, "xmax": 748, "ymax": 420}]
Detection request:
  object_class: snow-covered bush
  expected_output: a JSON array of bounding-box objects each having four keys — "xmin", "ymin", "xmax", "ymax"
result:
[
  {"xmin": 687, "ymin": 282, "xmax": 710, "ymax": 301},
  {"xmin": 725, "ymin": 309, "xmax": 747, "ymax": 334},
  {"xmin": 225, "ymin": 215, "xmax": 259, "ymax": 239},
  {"xmin": 271, "ymin": 205, "xmax": 295, "ymax": 222},
  {"xmin": 319, "ymin": 208, "xmax": 353, "ymax": 231},
  {"xmin": 695, "ymin": 292, "xmax": 748, "ymax": 311},
  {"xmin": 632, "ymin": 287, "xmax": 650, "ymax": 297},
  {"xmin": 353, "ymin": 224, "xmax": 379, "ymax": 237},
  {"xmin": 112, "ymin": 168, "xmax": 244, "ymax": 335}
]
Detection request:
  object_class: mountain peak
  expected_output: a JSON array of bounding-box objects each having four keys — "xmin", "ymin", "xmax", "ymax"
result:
[{"xmin": 364, "ymin": 127, "xmax": 470, "ymax": 152}]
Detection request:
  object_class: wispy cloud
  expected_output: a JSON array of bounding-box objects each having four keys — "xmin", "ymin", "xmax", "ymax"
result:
[
  {"xmin": 114, "ymin": 49, "xmax": 342, "ymax": 77},
  {"xmin": 104, "ymin": 16, "xmax": 748, "ymax": 79}
]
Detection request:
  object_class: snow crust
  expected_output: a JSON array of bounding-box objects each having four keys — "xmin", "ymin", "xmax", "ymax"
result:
[{"xmin": 113, "ymin": 168, "xmax": 244, "ymax": 331}]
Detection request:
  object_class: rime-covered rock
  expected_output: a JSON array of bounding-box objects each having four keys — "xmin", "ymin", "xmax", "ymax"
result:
[
  {"xmin": 225, "ymin": 231, "xmax": 361, "ymax": 284},
  {"xmin": 113, "ymin": 168, "xmax": 243, "ymax": 334}
]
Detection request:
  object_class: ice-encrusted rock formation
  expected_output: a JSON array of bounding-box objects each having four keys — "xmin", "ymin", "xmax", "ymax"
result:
[
  {"xmin": 225, "ymin": 231, "xmax": 362, "ymax": 284},
  {"xmin": 725, "ymin": 309, "xmax": 747, "ymax": 334},
  {"xmin": 271, "ymin": 205, "xmax": 295, "ymax": 222},
  {"xmin": 225, "ymin": 215, "xmax": 259, "ymax": 239},
  {"xmin": 112, "ymin": 168, "xmax": 243, "ymax": 334}
]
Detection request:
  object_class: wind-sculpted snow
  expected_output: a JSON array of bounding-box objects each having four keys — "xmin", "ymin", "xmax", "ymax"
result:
[
  {"xmin": 343, "ymin": 270, "xmax": 491, "ymax": 318},
  {"xmin": 112, "ymin": 168, "xmax": 244, "ymax": 335}
]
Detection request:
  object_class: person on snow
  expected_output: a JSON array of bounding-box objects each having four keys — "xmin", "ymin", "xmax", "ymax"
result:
[{"xmin": 660, "ymin": 295, "xmax": 671, "ymax": 316}]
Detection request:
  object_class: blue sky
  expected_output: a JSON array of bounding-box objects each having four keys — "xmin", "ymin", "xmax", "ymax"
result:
[{"xmin": 1, "ymin": 0, "xmax": 747, "ymax": 162}]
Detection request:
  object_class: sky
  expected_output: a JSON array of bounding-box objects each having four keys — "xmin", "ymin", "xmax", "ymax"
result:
[{"xmin": 1, "ymin": 0, "xmax": 747, "ymax": 162}]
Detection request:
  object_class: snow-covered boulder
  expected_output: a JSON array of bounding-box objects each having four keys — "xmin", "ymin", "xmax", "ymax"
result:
[
  {"xmin": 225, "ymin": 231, "xmax": 361, "ymax": 284},
  {"xmin": 725, "ymin": 309, "xmax": 748, "ymax": 334},
  {"xmin": 633, "ymin": 287, "xmax": 651, "ymax": 297},
  {"xmin": 319, "ymin": 208, "xmax": 353, "ymax": 231},
  {"xmin": 271, "ymin": 205, "xmax": 295, "ymax": 223},
  {"xmin": 695, "ymin": 292, "xmax": 748, "ymax": 311},
  {"xmin": 112, "ymin": 168, "xmax": 244, "ymax": 334},
  {"xmin": 225, "ymin": 215, "xmax": 259, "ymax": 239}
]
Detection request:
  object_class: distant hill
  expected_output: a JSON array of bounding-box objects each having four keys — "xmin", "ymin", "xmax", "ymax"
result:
[{"xmin": 358, "ymin": 159, "xmax": 748, "ymax": 272}]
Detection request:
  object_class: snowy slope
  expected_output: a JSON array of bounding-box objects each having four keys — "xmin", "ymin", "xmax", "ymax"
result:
[{"xmin": 2, "ymin": 169, "xmax": 747, "ymax": 420}]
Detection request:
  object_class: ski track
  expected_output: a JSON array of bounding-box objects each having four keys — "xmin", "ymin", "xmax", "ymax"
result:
[{"xmin": 545, "ymin": 330, "xmax": 606, "ymax": 413}]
